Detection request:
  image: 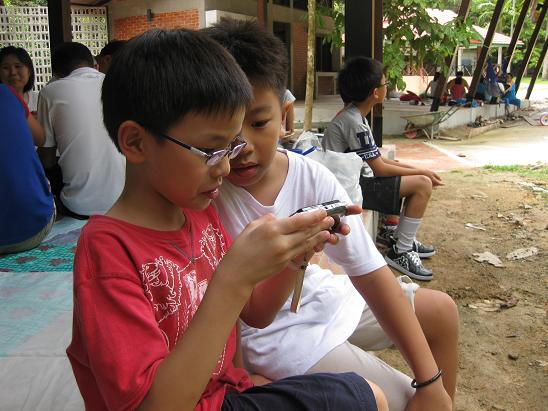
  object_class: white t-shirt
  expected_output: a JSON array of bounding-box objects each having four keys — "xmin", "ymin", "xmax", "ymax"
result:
[
  {"xmin": 215, "ymin": 149, "xmax": 386, "ymax": 379},
  {"xmin": 283, "ymin": 89, "xmax": 296, "ymax": 105},
  {"xmin": 25, "ymin": 90, "xmax": 39, "ymax": 112},
  {"xmin": 38, "ymin": 67, "xmax": 125, "ymax": 215}
]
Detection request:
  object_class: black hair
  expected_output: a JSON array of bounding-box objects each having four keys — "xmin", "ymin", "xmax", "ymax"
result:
[
  {"xmin": 201, "ymin": 19, "xmax": 288, "ymax": 102},
  {"xmin": 433, "ymin": 71, "xmax": 441, "ymax": 81},
  {"xmin": 51, "ymin": 42, "xmax": 94, "ymax": 78},
  {"xmin": 337, "ymin": 56, "xmax": 384, "ymax": 104},
  {"xmin": 97, "ymin": 40, "xmax": 127, "ymax": 57},
  {"xmin": 456, "ymin": 71, "xmax": 464, "ymax": 77},
  {"xmin": 0, "ymin": 46, "xmax": 35, "ymax": 92},
  {"xmin": 102, "ymin": 28, "xmax": 253, "ymax": 149}
]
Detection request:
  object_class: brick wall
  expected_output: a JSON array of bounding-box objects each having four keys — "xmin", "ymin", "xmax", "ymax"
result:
[
  {"xmin": 113, "ymin": 9, "xmax": 199, "ymax": 40},
  {"xmin": 292, "ymin": 22, "xmax": 308, "ymax": 99},
  {"xmin": 317, "ymin": 76, "xmax": 337, "ymax": 95}
]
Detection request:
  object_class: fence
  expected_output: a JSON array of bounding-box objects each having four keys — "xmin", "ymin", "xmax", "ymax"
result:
[{"xmin": 0, "ymin": 5, "xmax": 108, "ymax": 90}]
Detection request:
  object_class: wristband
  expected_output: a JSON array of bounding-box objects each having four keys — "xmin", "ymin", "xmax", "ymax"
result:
[{"xmin": 411, "ymin": 369, "xmax": 443, "ymax": 389}]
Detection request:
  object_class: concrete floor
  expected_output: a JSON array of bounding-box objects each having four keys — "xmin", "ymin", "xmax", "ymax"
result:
[
  {"xmin": 384, "ymin": 121, "xmax": 548, "ymax": 172},
  {"xmin": 294, "ymin": 88, "xmax": 548, "ymax": 172}
]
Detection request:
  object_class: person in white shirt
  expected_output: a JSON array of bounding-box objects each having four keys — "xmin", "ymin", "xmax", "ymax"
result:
[
  {"xmin": 281, "ymin": 89, "xmax": 296, "ymax": 138},
  {"xmin": 206, "ymin": 19, "xmax": 459, "ymax": 411},
  {"xmin": 37, "ymin": 42, "xmax": 125, "ymax": 217}
]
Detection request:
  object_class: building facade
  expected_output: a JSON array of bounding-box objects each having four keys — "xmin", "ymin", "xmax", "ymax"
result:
[{"xmin": 106, "ymin": 0, "xmax": 340, "ymax": 99}]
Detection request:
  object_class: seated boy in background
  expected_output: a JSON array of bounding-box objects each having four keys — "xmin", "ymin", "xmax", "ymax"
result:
[
  {"xmin": 205, "ymin": 20, "xmax": 457, "ymax": 411},
  {"xmin": 67, "ymin": 28, "xmax": 386, "ymax": 411},
  {"xmin": 323, "ymin": 56, "xmax": 443, "ymax": 281}
]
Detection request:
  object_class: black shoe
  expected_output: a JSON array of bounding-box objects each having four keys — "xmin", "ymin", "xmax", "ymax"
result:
[
  {"xmin": 412, "ymin": 240, "xmax": 436, "ymax": 258},
  {"xmin": 376, "ymin": 227, "xmax": 396, "ymax": 247},
  {"xmin": 381, "ymin": 235, "xmax": 436, "ymax": 259},
  {"xmin": 384, "ymin": 246, "xmax": 433, "ymax": 281}
]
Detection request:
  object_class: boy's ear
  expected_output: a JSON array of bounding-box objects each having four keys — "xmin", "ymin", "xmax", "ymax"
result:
[
  {"xmin": 371, "ymin": 87, "xmax": 383, "ymax": 103},
  {"xmin": 117, "ymin": 120, "xmax": 148, "ymax": 164}
]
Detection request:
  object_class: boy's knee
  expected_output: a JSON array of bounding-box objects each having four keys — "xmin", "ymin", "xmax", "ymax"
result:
[
  {"xmin": 366, "ymin": 379, "xmax": 389, "ymax": 411},
  {"xmin": 417, "ymin": 290, "xmax": 459, "ymax": 337},
  {"xmin": 417, "ymin": 175, "xmax": 433, "ymax": 195}
]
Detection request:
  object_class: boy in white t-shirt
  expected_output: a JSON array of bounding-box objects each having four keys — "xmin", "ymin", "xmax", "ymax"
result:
[{"xmin": 206, "ymin": 20, "xmax": 459, "ymax": 411}]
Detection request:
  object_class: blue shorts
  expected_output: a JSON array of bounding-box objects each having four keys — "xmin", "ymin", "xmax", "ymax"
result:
[{"xmin": 222, "ymin": 372, "xmax": 377, "ymax": 411}]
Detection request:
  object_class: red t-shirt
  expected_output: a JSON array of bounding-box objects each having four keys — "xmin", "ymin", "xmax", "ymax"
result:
[{"xmin": 67, "ymin": 206, "xmax": 252, "ymax": 411}]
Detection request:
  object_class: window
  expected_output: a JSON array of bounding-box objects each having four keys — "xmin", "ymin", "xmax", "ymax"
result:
[
  {"xmin": 293, "ymin": 0, "xmax": 308, "ymax": 10},
  {"xmin": 315, "ymin": 36, "xmax": 333, "ymax": 72},
  {"xmin": 293, "ymin": 1, "xmax": 332, "ymax": 12}
]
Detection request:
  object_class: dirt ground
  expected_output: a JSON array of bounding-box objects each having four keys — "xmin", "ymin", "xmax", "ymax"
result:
[{"xmin": 376, "ymin": 167, "xmax": 547, "ymax": 411}]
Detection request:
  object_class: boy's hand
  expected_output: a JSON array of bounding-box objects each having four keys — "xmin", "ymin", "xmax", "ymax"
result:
[
  {"xmin": 221, "ymin": 209, "xmax": 334, "ymax": 290},
  {"xmin": 324, "ymin": 204, "xmax": 363, "ymax": 247},
  {"xmin": 423, "ymin": 170, "xmax": 444, "ymax": 187},
  {"xmin": 405, "ymin": 381, "xmax": 452, "ymax": 411}
]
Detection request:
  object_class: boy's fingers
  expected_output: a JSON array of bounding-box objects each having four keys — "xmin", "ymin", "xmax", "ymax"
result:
[
  {"xmin": 345, "ymin": 204, "xmax": 362, "ymax": 216},
  {"xmin": 278, "ymin": 209, "xmax": 330, "ymax": 234}
]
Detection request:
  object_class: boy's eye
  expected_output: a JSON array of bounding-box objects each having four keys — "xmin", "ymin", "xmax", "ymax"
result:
[{"xmin": 251, "ymin": 119, "xmax": 270, "ymax": 128}]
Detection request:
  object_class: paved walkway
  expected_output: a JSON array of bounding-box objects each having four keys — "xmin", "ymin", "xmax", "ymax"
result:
[{"xmin": 295, "ymin": 95, "xmax": 548, "ymax": 172}]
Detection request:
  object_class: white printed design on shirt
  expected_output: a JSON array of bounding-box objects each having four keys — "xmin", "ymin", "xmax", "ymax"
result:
[
  {"xmin": 139, "ymin": 223, "xmax": 230, "ymax": 374},
  {"xmin": 200, "ymin": 224, "xmax": 228, "ymax": 270},
  {"xmin": 140, "ymin": 256, "xmax": 204, "ymax": 348}
]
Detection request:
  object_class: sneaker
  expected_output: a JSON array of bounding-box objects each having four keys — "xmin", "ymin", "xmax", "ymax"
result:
[
  {"xmin": 380, "ymin": 235, "xmax": 437, "ymax": 259},
  {"xmin": 376, "ymin": 227, "xmax": 396, "ymax": 247},
  {"xmin": 412, "ymin": 240, "xmax": 436, "ymax": 258},
  {"xmin": 384, "ymin": 246, "xmax": 433, "ymax": 281}
]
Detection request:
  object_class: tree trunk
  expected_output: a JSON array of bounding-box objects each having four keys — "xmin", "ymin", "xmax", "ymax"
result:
[
  {"xmin": 543, "ymin": 22, "xmax": 548, "ymax": 79},
  {"xmin": 303, "ymin": 0, "xmax": 316, "ymax": 131}
]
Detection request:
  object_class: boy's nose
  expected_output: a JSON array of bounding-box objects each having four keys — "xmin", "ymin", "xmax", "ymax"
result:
[
  {"xmin": 211, "ymin": 154, "xmax": 231, "ymax": 178},
  {"xmin": 236, "ymin": 137, "xmax": 253, "ymax": 158}
]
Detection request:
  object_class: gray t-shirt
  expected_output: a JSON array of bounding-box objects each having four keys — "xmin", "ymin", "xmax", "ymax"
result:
[{"xmin": 322, "ymin": 104, "xmax": 381, "ymax": 162}]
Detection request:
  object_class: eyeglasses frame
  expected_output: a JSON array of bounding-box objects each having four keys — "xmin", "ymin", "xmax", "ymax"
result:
[{"xmin": 148, "ymin": 129, "xmax": 247, "ymax": 166}]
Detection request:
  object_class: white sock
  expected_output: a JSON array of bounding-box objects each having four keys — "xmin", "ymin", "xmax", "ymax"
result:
[{"xmin": 395, "ymin": 215, "xmax": 422, "ymax": 253}]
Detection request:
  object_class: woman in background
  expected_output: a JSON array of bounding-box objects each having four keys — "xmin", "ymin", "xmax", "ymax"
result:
[{"xmin": 0, "ymin": 46, "xmax": 38, "ymax": 113}]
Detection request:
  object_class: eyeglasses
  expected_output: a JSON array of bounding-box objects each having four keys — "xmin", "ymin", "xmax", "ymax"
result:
[
  {"xmin": 154, "ymin": 131, "xmax": 247, "ymax": 166},
  {"xmin": 377, "ymin": 82, "xmax": 389, "ymax": 88}
]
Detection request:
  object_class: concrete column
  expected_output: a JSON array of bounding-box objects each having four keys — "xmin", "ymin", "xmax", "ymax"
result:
[{"xmin": 497, "ymin": 46, "xmax": 503, "ymax": 65}]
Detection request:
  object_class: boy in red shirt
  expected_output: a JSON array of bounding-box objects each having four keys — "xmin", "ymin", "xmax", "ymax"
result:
[{"xmin": 67, "ymin": 29, "xmax": 385, "ymax": 411}]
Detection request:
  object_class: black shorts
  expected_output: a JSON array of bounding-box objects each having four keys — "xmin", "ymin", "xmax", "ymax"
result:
[
  {"xmin": 222, "ymin": 372, "xmax": 377, "ymax": 411},
  {"xmin": 360, "ymin": 176, "xmax": 402, "ymax": 215}
]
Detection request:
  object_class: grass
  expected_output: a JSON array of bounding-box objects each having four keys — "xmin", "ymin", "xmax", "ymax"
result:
[
  {"xmin": 520, "ymin": 77, "xmax": 548, "ymax": 86},
  {"xmin": 483, "ymin": 164, "xmax": 548, "ymax": 181}
]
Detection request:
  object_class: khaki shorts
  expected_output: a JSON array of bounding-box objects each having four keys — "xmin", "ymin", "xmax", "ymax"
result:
[
  {"xmin": 0, "ymin": 204, "xmax": 56, "ymax": 255},
  {"xmin": 306, "ymin": 276, "xmax": 419, "ymax": 411}
]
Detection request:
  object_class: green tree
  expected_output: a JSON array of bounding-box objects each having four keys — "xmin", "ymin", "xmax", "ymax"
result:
[
  {"xmin": 3, "ymin": 0, "xmax": 48, "ymax": 5},
  {"xmin": 318, "ymin": 0, "xmax": 472, "ymax": 90},
  {"xmin": 469, "ymin": 0, "xmax": 546, "ymax": 73}
]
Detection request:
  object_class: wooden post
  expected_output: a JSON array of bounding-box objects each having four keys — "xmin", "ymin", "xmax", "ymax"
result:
[
  {"xmin": 257, "ymin": 0, "xmax": 268, "ymax": 30},
  {"xmin": 48, "ymin": 0, "xmax": 72, "ymax": 55},
  {"xmin": 431, "ymin": 0, "xmax": 471, "ymax": 112},
  {"xmin": 303, "ymin": 0, "xmax": 316, "ymax": 132},
  {"xmin": 525, "ymin": 38, "xmax": 548, "ymax": 99},
  {"xmin": 345, "ymin": 0, "xmax": 383, "ymax": 146},
  {"xmin": 371, "ymin": 0, "xmax": 383, "ymax": 147},
  {"xmin": 503, "ymin": 0, "xmax": 533, "ymax": 75},
  {"xmin": 467, "ymin": 0, "xmax": 505, "ymax": 101},
  {"xmin": 515, "ymin": 2, "xmax": 548, "ymax": 91}
]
